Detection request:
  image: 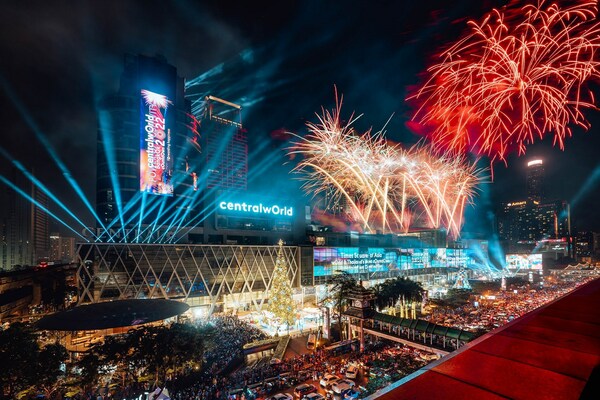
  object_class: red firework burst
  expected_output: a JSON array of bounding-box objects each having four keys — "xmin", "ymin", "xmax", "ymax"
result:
[{"xmin": 410, "ymin": 0, "xmax": 600, "ymax": 163}]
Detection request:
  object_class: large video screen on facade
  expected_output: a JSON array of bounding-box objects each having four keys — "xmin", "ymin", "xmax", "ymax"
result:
[
  {"xmin": 397, "ymin": 248, "xmax": 447, "ymax": 269},
  {"xmin": 505, "ymin": 253, "xmax": 543, "ymax": 270},
  {"xmin": 140, "ymin": 89, "xmax": 173, "ymax": 196},
  {"xmin": 314, "ymin": 248, "xmax": 395, "ymax": 277},
  {"xmin": 314, "ymin": 247, "xmax": 455, "ymax": 277}
]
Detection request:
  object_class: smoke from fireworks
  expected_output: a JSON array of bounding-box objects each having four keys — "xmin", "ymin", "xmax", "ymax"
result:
[
  {"xmin": 289, "ymin": 94, "xmax": 484, "ymax": 238},
  {"xmin": 410, "ymin": 0, "xmax": 600, "ymax": 163}
]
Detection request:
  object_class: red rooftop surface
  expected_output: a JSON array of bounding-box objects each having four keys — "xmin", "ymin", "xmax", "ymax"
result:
[{"xmin": 370, "ymin": 278, "xmax": 600, "ymax": 400}]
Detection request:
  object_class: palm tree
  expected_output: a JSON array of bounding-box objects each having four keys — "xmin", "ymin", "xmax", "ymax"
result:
[
  {"xmin": 319, "ymin": 271, "xmax": 358, "ymax": 340},
  {"xmin": 374, "ymin": 277, "xmax": 424, "ymax": 312}
]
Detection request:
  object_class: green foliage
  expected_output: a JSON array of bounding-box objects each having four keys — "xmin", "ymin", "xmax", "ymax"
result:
[
  {"xmin": 0, "ymin": 323, "xmax": 39, "ymax": 396},
  {"xmin": 320, "ymin": 271, "xmax": 359, "ymax": 339},
  {"xmin": 37, "ymin": 343, "xmax": 68, "ymax": 389},
  {"xmin": 373, "ymin": 277, "xmax": 424, "ymax": 310},
  {"xmin": 0, "ymin": 323, "xmax": 68, "ymax": 398},
  {"xmin": 78, "ymin": 323, "xmax": 207, "ymax": 390}
]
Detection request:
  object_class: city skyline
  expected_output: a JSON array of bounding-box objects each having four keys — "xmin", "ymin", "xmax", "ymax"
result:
[{"xmin": 1, "ymin": 0, "xmax": 600, "ymax": 236}]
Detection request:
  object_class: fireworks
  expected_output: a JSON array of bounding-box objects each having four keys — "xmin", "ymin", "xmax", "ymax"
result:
[
  {"xmin": 289, "ymin": 96, "xmax": 483, "ymax": 238},
  {"xmin": 141, "ymin": 89, "xmax": 171, "ymax": 108},
  {"xmin": 410, "ymin": 0, "xmax": 600, "ymax": 163}
]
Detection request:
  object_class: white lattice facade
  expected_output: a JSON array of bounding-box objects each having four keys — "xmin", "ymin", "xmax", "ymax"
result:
[{"xmin": 76, "ymin": 243, "xmax": 300, "ymax": 314}]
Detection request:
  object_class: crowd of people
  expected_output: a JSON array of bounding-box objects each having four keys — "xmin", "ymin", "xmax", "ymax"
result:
[
  {"xmin": 426, "ymin": 276, "xmax": 594, "ymax": 331},
  {"xmin": 98, "ymin": 276, "xmax": 594, "ymax": 400},
  {"xmin": 164, "ymin": 319, "xmax": 431, "ymax": 400},
  {"xmin": 168, "ymin": 316, "xmax": 267, "ymax": 400}
]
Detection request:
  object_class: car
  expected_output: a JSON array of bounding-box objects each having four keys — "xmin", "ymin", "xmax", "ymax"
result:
[
  {"xmin": 294, "ymin": 383, "xmax": 317, "ymax": 398},
  {"xmin": 269, "ymin": 394, "xmax": 293, "ymax": 400},
  {"xmin": 319, "ymin": 374, "xmax": 339, "ymax": 388},
  {"xmin": 342, "ymin": 388, "xmax": 360, "ymax": 399},
  {"xmin": 345, "ymin": 365, "xmax": 358, "ymax": 379},
  {"xmin": 303, "ymin": 394, "xmax": 325, "ymax": 400},
  {"xmin": 331, "ymin": 379, "xmax": 356, "ymax": 395}
]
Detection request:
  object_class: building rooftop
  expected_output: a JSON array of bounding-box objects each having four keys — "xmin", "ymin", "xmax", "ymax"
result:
[
  {"xmin": 369, "ymin": 278, "xmax": 600, "ymax": 400},
  {"xmin": 35, "ymin": 299, "xmax": 189, "ymax": 331}
]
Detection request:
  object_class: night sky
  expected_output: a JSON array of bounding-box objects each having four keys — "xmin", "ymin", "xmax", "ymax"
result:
[{"xmin": 1, "ymin": 0, "xmax": 600, "ymax": 236}]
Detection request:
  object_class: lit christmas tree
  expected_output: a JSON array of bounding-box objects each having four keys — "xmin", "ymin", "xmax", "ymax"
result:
[{"xmin": 268, "ymin": 240, "xmax": 296, "ymax": 332}]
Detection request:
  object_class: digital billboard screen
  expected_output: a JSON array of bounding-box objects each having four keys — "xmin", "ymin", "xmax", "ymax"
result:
[
  {"xmin": 140, "ymin": 89, "xmax": 173, "ymax": 196},
  {"xmin": 313, "ymin": 247, "xmax": 452, "ymax": 278},
  {"xmin": 397, "ymin": 248, "xmax": 447, "ymax": 269},
  {"xmin": 446, "ymin": 248, "xmax": 468, "ymax": 269},
  {"xmin": 505, "ymin": 253, "xmax": 543, "ymax": 270},
  {"xmin": 314, "ymin": 247, "xmax": 398, "ymax": 277}
]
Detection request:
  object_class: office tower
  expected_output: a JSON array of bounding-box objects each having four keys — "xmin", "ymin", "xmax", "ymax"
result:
[
  {"xmin": 0, "ymin": 168, "xmax": 49, "ymax": 269},
  {"xmin": 497, "ymin": 160, "xmax": 570, "ymax": 254},
  {"xmin": 526, "ymin": 159, "xmax": 544, "ymax": 202},
  {"xmin": 50, "ymin": 232, "xmax": 76, "ymax": 262},
  {"xmin": 96, "ymin": 54, "xmax": 200, "ymax": 240},
  {"xmin": 200, "ymin": 96, "xmax": 247, "ymax": 191}
]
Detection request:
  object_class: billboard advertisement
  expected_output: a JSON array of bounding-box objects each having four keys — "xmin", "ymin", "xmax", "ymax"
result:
[
  {"xmin": 314, "ymin": 247, "xmax": 472, "ymax": 278},
  {"xmin": 397, "ymin": 248, "xmax": 447, "ymax": 269},
  {"xmin": 505, "ymin": 253, "xmax": 543, "ymax": 270},
  {"xmin": 140, "ymin": 89, "xmax": 173, "ymax": 196},
  {"xmin": 314, "ymin": 247, "xmax": 397, "ymax": 277}
]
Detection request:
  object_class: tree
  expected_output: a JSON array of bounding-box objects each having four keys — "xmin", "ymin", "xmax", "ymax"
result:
[
  {"xmin": 0, "ymin": 323, "xmax": 67, "ymax": 398},
  {"xmin": 36, "ymin": 343, "xmax": 68, "ymax": 399},
  {"xmin": 76, "ymin": 351, "xmax": 101, "ymax": 394},
  {"xmin": 76, "ymin": 323, "xmax": 208, "ymax": 396},
  {"xmin": 374, "ymin": 277, "xmax": 424, "ymax": 311},
  {"xmin": 267, "ymin": 240, "xmax": 296, "ymax": 332},
  {"xmin": 319, "ymin": 271, "xmax": 358, "ymax": 340},
  {"xmin": 0, "ymin": 323, "xmax": 42, "ymax": 397}
]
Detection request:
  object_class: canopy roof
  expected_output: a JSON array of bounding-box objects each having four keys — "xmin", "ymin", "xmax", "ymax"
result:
[{"xmin": 36, "ymin": 299, "xmax": 189, "ymax": 331}]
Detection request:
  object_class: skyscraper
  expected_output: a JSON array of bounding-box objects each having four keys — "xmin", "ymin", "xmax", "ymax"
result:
[
  {"xmin": 49, "ymin": 232, "xmax": 76, "ymax": 262},
  {"xmin": 526, "ymin": 159, "xmax": 544, "ymax": 202},
  {"xmin": 200, "ymin": 95, "xmax": 247, "ymax": 191},
  {"xmin": 0, "ymin": 168, "xmax": 49, "ymax": 269},
  {"xmin": 497, "ymin": 159, "xmax": 570, "ymax": 255},
  {"xmin": 96, "ymin": 54, "xmax": 201, "ymax": 241}
]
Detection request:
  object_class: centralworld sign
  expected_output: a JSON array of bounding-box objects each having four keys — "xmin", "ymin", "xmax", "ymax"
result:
[{"xmin": 218, "ymin": 201, "xmax": 293, "ymax": 217}]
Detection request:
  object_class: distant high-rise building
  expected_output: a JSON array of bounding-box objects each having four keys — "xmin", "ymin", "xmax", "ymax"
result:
[
  {"xmin": 526, "ymin": 159, "xmax": 545, "ymax": 202},
  {"xmin": 0, "ymin": 168, "xmax": 49, "ymax": 269},
  {"xmin": 536, "ymin": 200, "xmax": 570, "ymax": 240},
  {"xmin": 497, "ymin": 200, "xmax": 532, "ymax": 252},
  {"xmin": 96, "ymin": 54, "xmax": 201, "ymax": 241},
  {"xmin": 498, "ymin": 199, "xmax": 570, "ymax": 252},
  {"xmin": 575, "ymin": 231, "xmax": 594, "ymax": 260},
  {"xmin": 49, "ymin": 232, "xmax": 76, "ymax": 262},
  {"xmin": 497, "ymin": 160, "xmax": 571, "ymax": 255},
  {"xmin": 200, "ymin": 96, "xmax": 247, "ymax": 191}
]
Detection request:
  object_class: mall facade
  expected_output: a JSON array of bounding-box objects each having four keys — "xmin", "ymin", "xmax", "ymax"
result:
[
  {"xmin": 76, "ymin": 241, "xmax": 470, "ymax": 316},
  {"xmin": 80, "ymin": 54, "xmax": 509, "ymax": 316}
]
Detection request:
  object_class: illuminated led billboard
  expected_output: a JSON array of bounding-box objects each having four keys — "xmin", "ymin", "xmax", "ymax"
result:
[
  {"xmin": 140, "ymin": 89, "xmax": 173, "ymax": 196},
  {"xmin": 505, "ymin": 253, "xmax": 543, "ymax": 270},
  {"xmin": 314, "ymin": 247, "xmax": 472, "ymax": 278},
  {"xmin": 314, "ymin": 247, "xmax": 396, "ymax": 277}
]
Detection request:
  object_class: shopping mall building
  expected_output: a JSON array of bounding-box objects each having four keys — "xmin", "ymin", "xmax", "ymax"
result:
[
  {"xmin": 76, "ymin": 229, "xmax": 471, "ymax": 317},
  {"xmin": 79, "ymin": 54, "xmax": 486, "ymax": 316}
]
